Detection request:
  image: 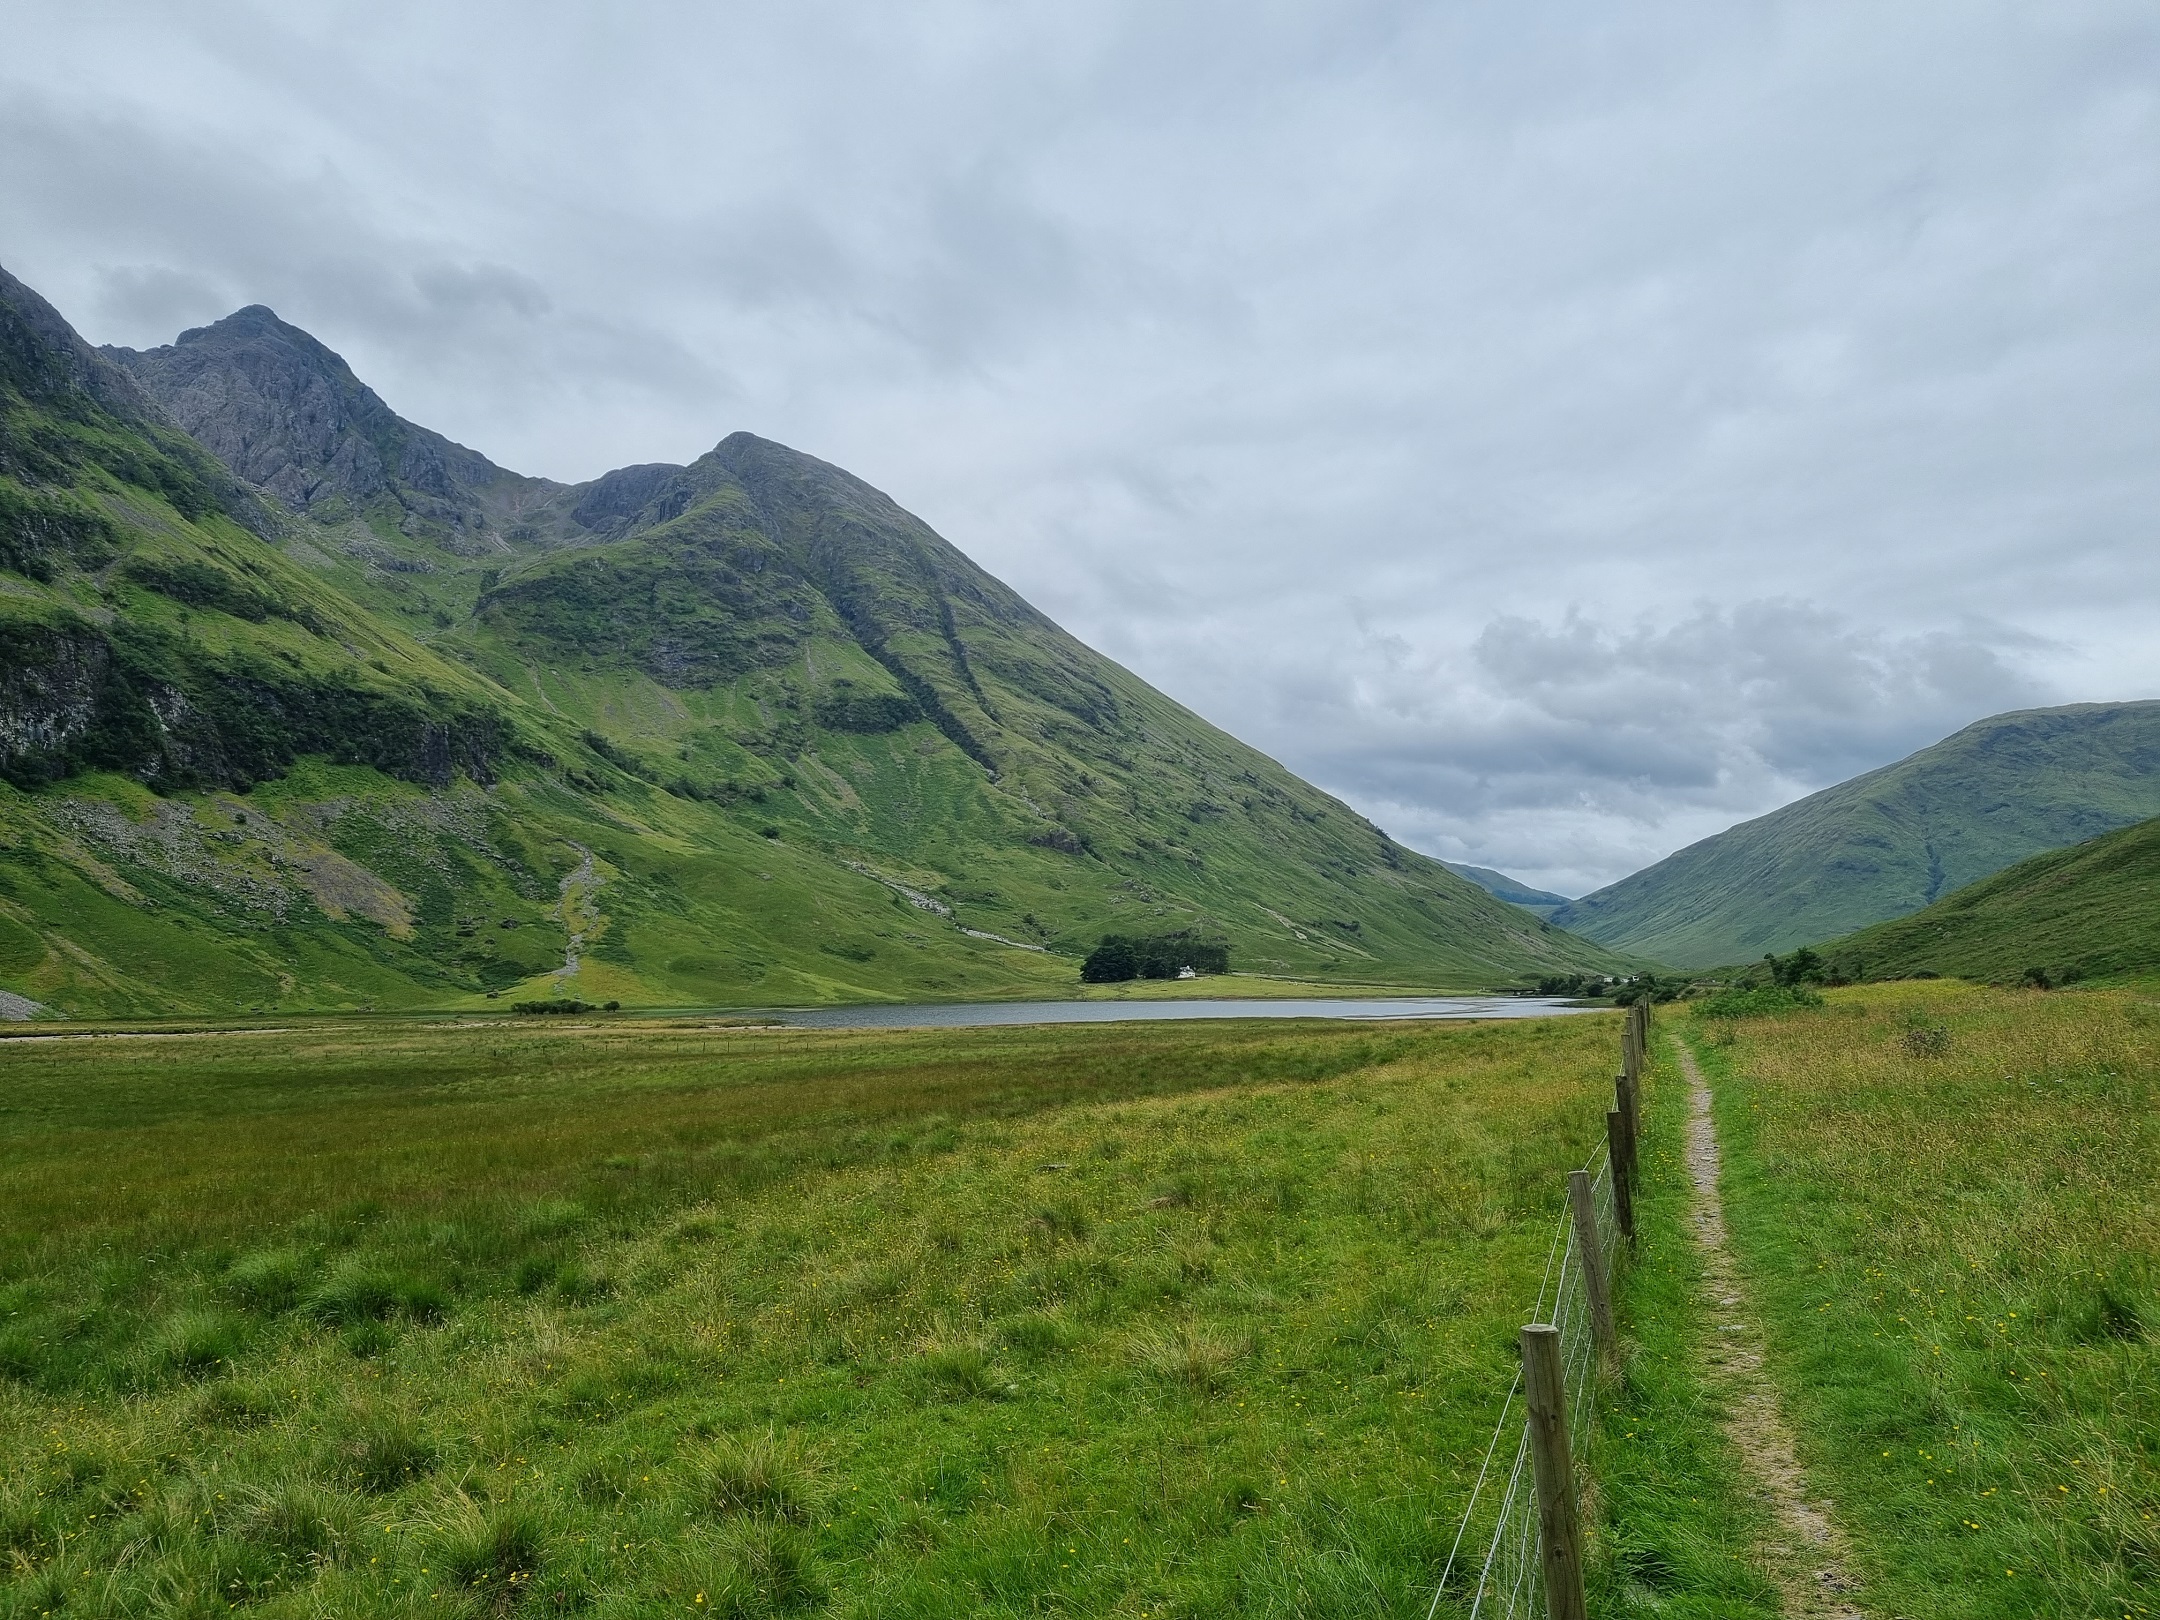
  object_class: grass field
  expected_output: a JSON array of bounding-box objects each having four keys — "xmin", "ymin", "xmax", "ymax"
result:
[
  {"xmin": 0, "ymin": 1011, "xmax": 1629, "ymax": 1618},
  {"xmin": 1689, "ymin": 982, "xmax": 2159, "ymax": 1617}
]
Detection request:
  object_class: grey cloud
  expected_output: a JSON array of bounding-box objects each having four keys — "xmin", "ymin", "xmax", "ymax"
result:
[
  {"xmin": 1254, "ymin": 604, "xmax": 2057, "ymax": 894},
  {"xmin": 91, "ymin": 263, "xmax": 232, "ymax": 336},
  {"xmin": 3, "ymin": 0, "xmax": 2156, "ymax": 887}
]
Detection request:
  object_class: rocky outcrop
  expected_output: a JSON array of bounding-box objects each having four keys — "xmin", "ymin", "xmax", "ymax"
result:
[
  {"xmin": 0, "ymin": 614, "xmax": 510, "ymax": 792},
  {"xmin": 104, "ymin": 307, "xmax": 573, "ymax": 555},
  {"xmin": 0, "ymin": 625, "xmax": 108, "ymax": 765}
]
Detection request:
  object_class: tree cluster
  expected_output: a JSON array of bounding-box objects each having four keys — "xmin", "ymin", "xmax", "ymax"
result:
[{"xmin": 1079, "ymin": 933, "xmax": 1230, "ymax": 984}]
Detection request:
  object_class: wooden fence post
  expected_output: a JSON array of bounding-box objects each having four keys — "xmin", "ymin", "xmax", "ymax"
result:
[
  {"xmin": 1608, "ymin": 1108, "xmax": 1635, "ymax": 1246},
  {"xmin": 1616, "ymin": 1073, "xmax": 1639, "ymax": 1185},
  {"xmin": 1567, "ymin": 1169, "xmax": 1617, "ymax": 1368},
  {"xmin": 1521, "ymin": 1324, "xmax": 1589, "ymax": 1620}
]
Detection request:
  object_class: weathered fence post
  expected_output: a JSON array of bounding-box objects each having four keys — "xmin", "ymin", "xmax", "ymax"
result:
[
  {"xmin": 1615, "ymin": 1073, "xmax": 1639, "ymax": 1187},
  {"xmin": 1521, "ymin": 1324, "xmax": 1590, "ymax": 1620},
  {"xmin": 1608, "ymin": 1107, "xmax": 1635, "ymax": 1246},
  {"xmin": 1567, "ymin": 1168, "xmax": 1617, "ymax": 1368},
  {"xmin": 1626, "ymin": 999, "xmax": 1649, "ymax": 1088}
]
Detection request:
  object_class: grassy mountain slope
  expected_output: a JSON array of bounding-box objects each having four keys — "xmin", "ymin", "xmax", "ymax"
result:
[
  {"xmin": 1442, "ymin": 861, "xmax": 1571, "ymax": 917},
  {"xmin": 1549, "ymin": 702, "xmax": 2160, "ymax": 967},
  {"xmin": 1818, "ymin": 813, "xmax": 2160, "ymax": 986},
  {"xmin": 1, "ymin": 268, "xmax": 1623, "ymax": 1014}
]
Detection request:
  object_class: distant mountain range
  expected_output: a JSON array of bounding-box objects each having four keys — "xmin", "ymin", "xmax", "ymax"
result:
[
  {"xmin": 0, "ymin": 267, "xmax": 1622, "ymax": 1016},
  {"xmin": 1441, "ymin": 862, "xmax": 1571, "ymax": 918},
  {"xmin": 1549, "ymin": 701, "xmax": 2160, "ymax": 967},
  {"xmin": 1822, "ymin": 812, "xmax": 2160, "ymax": 987}
]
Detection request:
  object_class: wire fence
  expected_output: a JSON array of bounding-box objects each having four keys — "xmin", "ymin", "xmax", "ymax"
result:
[{"xmin": 1423, "ymin": 1122, "xmax": 1629, "ymax": 1617}]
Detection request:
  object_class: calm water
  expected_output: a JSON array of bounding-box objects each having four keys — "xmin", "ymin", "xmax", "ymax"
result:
[{"xmin": 761, "ymin": 995, "xmax": 1599, "ymax": 1030}]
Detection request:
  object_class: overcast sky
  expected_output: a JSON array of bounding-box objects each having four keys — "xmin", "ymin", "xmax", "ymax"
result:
[{"xmin": 4, "ymin": 0, "xmax": 2156, "ymax": 894}]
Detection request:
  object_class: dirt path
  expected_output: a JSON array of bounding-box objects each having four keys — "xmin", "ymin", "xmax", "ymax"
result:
[
  {"xmin": 1677, "ymin": 1040, "xmax": 1865, "ymax": 1618},
  {"xmin": 553, "ymin": 844, "xmax": 601, "ymax": 987}
]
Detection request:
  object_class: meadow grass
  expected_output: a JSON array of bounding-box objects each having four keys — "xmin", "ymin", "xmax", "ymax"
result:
[
  {"xmin": 1691, "ymin": 981, "xmax": 2158, "ymax": 1618},
  {"xmin": 0, "ymin": 1011, "xmax": 1627, "ymax": 1617}
]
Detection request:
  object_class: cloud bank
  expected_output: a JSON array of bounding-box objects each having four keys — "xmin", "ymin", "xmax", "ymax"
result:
[{"xmin": 3, "ymin": 0, "xmax": 2154, "ymax": 890}]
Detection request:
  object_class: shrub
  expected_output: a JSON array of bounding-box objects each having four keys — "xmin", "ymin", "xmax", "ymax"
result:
[
  {"xmin": 1694, "ymin": 984, "xmax": 1824, "ymax": 1019},
  {"xmin": 812, "ymin": 685, "xmax": 918, "ymax": 733}
]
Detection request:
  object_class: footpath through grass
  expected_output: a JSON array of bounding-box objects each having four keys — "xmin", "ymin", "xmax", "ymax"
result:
[
  {"xmin": 1693, "ymin": 981, "xmax": 2159, "ymax": 1617},
  {"xmin": 1584, "ymin": 1030, "xmax": 1783, "ymax": 1618},
  {"xmin": 0, "ymin": 1012, "xmax": 1621, "ymax": 1618}
]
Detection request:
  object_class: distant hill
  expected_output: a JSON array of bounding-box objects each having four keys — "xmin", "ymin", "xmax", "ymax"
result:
[
  {"xmin": 1442, "ymin": 862, "xmax": 1571, "ymax": 918},
  {"xmin": 0, "ymin": 266, "xmax": 1624, "ymax": 1015},
  {"xmin": 1824, "ymin": 814, "xmax": 2160, "ymax": 986},
  {"xmin": 1547, "ymin": 702, "xmax": 2160, "ymax": 967}
]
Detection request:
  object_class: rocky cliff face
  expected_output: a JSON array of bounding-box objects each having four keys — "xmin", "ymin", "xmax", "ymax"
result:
[
  {"xmin": 0, "ymin": 624, "xmax": 108, "ymax": 766},
  {"xmin": 105, "ymin": 307, "xmax": 575, "ymax": 557}
]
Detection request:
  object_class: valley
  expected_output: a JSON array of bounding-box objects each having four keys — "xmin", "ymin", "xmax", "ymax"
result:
[{"xmin": 0, "ymin": 268, "xmax": 1621, "ymax": 1018}]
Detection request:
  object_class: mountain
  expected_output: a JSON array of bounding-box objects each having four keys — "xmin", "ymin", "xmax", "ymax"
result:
[
  {"xmin": 103, "ymin": 307, "xmax": 584, "ymax": 558},
  {"xmin": 0, "ymin": 268, "xmax": 1623, "ymax": 1016},
  {"xmin": 1441, "ymin": 861, "xmax": 1571, "ymax": 918},
  {"xmin": 1822, "ymin": 813, "xmax": 2160, "ymax": 987},
  {"xmin": 1547, "ymin": 702, "xmax": 2160, "ymax": 968}
]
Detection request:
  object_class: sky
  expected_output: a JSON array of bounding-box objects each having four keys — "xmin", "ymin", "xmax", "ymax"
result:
[{"xmin": 3, "ymin": 0, "xmax": 2156, "ymax": 896}]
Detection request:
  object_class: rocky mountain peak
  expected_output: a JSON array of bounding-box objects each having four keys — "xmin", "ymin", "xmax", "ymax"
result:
[{"xmin": 104, "ymin": 304, "xmax": 565, "ymax": 556}]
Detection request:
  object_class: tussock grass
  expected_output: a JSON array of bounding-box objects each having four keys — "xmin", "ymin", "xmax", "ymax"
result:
[
  {"xmin": 1129, "ymin": 1322, "xmax": 1250, "ymax": 1393},
  {"xmin": 1699, "ymin": 982, "xmax": 2158, "ymax": 1617},
  {"xmin": 0, "ymin": 1011, "xmax": 1621, "ymax": 1615}
]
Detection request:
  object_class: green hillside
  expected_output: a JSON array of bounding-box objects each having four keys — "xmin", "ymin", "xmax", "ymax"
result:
[
  {"xmin": 0, "ymin": 268, "xmax": 1622, "ymax": 1016},
  {"xmin": 1548, "ymin": 702, "xmax": 2160, "ymax": 967},
  {"xmin": 1818, "ymin": 813, "xmax": 2160, "ymax": 986},
  {"xmin": 1442, "ymin": 860, "xmax": 1570, "ymax": 917}
]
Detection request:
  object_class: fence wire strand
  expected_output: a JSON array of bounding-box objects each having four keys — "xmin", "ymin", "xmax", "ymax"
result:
[{"xmin": 1428, "ymin": 1131, "xmax": 1626, "ymax": 1620}]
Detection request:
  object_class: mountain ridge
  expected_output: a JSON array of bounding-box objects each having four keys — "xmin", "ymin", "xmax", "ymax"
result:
[
  {"xmin": 102, "ymin": 304, "xmax": 581, "ymax": 558},
  {"xmin": 1, "ymin": 266, "xmax": 1625, "ymax": 1014},
  {"xmin": 1550, "ymin": 700, "xmax": 2160, "ymax": 966},
  {"xmin": 1441, "ymin": 861, "xmax": 1571, "ymax": 916}
]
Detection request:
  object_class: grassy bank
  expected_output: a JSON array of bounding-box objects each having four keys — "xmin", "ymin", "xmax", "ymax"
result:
[
  {"xmin": 0, "ymin": 1011, "xmax": 1623, "ymax": 1617},
  {"xmin": 1822, "ymin": 812, "xmax": 2160, "ymax": 987},
  {"xmin": 1693, "ymin": 982, "xmax": 2158, "ymax": 1617}
]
